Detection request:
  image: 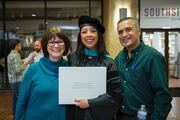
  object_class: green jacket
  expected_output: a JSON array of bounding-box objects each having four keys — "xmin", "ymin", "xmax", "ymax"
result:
[{"xmin": 115, "ymin": 40, "xmax": 172, "ymax": 120}]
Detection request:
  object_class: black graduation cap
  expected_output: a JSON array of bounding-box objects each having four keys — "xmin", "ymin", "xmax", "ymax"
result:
[{"xmin": 78, "ymin": 15, "xmax": 105, "ymax": 34}]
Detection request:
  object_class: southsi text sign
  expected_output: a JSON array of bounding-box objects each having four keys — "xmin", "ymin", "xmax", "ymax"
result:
[{"xmin": 140, "ymin": 0, "xmax": 180, "ymax": 28}]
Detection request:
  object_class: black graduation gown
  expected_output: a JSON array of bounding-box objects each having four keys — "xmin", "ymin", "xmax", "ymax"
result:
[{"xmin": 67, "ymin": 53, "xmax": 122, "ymax": 120}]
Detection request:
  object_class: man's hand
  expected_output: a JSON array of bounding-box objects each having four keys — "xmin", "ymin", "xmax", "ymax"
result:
[{"xmin": 32, "ymin": 51, "xmax": 38, "ymax": 58}]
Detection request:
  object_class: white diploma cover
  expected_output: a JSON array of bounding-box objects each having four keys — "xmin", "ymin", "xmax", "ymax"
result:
[{"xmin": 59, "ymin": 67, "xmax": 106, "ymax": 104}]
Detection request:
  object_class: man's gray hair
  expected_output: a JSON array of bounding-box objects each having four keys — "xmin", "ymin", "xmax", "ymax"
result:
[{"xmin": 117, "ymin": 17, "xmax": 140, "ymax": 29}]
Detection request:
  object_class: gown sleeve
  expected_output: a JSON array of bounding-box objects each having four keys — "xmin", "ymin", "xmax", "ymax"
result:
[{"xmin": 88, "ymin": 58, "xmax": 123, "ymax": 120}]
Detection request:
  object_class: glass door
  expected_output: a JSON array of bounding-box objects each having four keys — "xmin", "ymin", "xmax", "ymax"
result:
[
  {"xmin": 142, "ymin": 31, "xmax": 165, "ymax": 56},
  {"xmin": 169, "ymin": 32, "xmax": 180, "ymax": 79}
]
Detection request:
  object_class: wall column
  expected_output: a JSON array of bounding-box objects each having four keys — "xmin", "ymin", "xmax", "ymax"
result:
[{"xmin": 103, "ymin": 0, "xmax": 138, "ymax": 58}]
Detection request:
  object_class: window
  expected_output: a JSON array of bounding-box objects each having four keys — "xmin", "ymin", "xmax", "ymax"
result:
[{"xmin": 0, "ymin": 0, "xmax": 102, "ymax": 90}]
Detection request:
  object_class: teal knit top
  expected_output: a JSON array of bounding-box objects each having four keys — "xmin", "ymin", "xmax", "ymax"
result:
[{"xmin": 15, "ymin": 57, "xmax": 68, "ymax": 120}]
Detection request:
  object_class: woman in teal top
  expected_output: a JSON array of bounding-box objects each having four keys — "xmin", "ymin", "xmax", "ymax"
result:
[{"xmin": 15, "ymin": 28, "xmax": 71, "ymax": 120}]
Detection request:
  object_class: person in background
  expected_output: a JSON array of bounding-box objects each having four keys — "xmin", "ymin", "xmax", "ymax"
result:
[
  {"xmin": 15, "ymin": 28, "xmax": 71, "ymax": 120},
  {"xmin": 24, "ymin": 39, "xmax": 43, "ymax": 65},
  {"xmin": 67, "ymin": 15, "xmax": 122, "ymax": 120},
  {"xmin": 0, "ymin": 52, "xmax": 4, "ymax": 88},
  {"xmin": 115, "ymin": 17, "xmax": 172, "ymax": 120},
  {"xmin": 7, "ymin": 39, "xmax": 26, "ymax": 118}
]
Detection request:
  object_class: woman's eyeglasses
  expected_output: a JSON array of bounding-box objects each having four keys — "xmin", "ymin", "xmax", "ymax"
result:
[{"xmin": 48, "ymin": 40, "xmax": 64, "ymax": 47}]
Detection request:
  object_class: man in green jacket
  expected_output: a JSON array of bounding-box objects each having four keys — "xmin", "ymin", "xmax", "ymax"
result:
[{"xmin": 115, "ymin": 17, "xmax": 172, "ymax": 120}]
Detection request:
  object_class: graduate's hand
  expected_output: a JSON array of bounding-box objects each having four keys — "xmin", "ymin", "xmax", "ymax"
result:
[{"xmin": 75, "ymin": 99, "xmax": 89, "ymax": 109}]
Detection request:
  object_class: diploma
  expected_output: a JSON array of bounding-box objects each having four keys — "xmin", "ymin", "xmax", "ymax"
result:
[{"xmin": 59, "ymin": 67, "xmax": 106, "ymax": 104}]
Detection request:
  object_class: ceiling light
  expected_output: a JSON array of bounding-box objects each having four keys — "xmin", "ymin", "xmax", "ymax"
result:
[
  {"xmin": 16, "ymin": 27, "xmax": 19, "ymax": 30},
  {"xmin": 32, "ymin": 14, "xmax": 36, "ymax": 17}
]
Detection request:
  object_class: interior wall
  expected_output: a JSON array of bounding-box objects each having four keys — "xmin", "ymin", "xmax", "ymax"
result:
[{"xmin": 103, "ymin": 0, "xmax": 138, "ymax": 58}]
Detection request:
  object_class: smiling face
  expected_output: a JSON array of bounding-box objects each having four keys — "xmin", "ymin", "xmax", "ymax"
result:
[
  {"xmin": 80, "ymin": 25, "xmax": 98, "ymax": 50},
  {"xmin": 34, "ymin": 40, "xmax": 41, "ymax": 52},
  {"xmin": 47, "ymin": 36, "xmax": 65, "ymax": 61},
  {"xmin": 117, "ymin": 19, "xmax": 141, "ymax": 51}
]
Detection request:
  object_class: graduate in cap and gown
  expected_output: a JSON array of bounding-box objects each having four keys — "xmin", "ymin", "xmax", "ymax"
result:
[{"xmin": 67, "ymin": 15, "xmax": 123, "ymax": 120}]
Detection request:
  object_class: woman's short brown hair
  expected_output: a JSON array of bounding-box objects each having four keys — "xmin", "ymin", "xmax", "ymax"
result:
[{"xmin": 41, "ymin": 29, "xmax": 71, "ymax": 58}]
